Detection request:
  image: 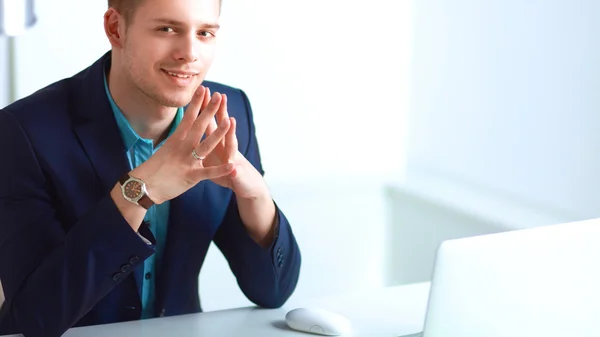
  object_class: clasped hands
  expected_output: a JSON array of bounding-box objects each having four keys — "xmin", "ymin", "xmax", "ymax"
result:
[
  {"xmin": 131, "ymin": 85, "xmax": 269, "ymax": 205},
  {"xmin": 194, "ymin": 86, "xmax": 268, "ymax": 200}
]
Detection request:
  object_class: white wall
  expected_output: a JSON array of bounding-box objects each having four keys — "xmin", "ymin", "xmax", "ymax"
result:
[
  {"xmin": 0, "ymin": 36, "xmax": 7, "ymax": 308},
  {"xmin": 11, "ymin": 1, "xmax": 111, "ymax": 96},
  {"xmin": 384, "ymin": 170, "xmax": 578, "ymax": 287},
  {"xmin": 0, "ymin": 37, "xmax": 8, "ymax": 108},
  {"xmin": 406, "ymin": 0, "xmax": 600, "ymax": 220},
  {"xmin": 208, "ymin": 1, "xmax": 413, "ymax": 181},
  {"xmin": 7, "ymin": 0, "xmax": 413, "ymax": 311},
  {"xmin": 200, "ymin": 178, "xmax": 390, "ymax": 311}
]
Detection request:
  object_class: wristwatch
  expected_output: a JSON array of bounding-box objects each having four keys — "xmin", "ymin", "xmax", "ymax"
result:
[{"xmin": 119, "ymin": 173, "xmax": 155, "ymax": 209}]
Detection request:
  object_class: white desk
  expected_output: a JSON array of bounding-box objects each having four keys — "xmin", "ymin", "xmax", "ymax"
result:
[{"xmin": 7, "ymin": 282, "xmax": 431, "ymax": 337}]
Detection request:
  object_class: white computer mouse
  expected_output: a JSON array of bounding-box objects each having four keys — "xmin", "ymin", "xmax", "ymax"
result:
[{"xmin": 285, "ymin": 307, "xmax": 352, "ymax": 336}]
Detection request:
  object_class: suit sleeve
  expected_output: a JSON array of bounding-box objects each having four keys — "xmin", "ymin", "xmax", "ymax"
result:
[
  {"xmin": 212, "ymin": 89, "xmax": 301, "ymax": 308},
  {"xmin": 0, "ymin": 110, "xmax": 155, "ymax": 337}
]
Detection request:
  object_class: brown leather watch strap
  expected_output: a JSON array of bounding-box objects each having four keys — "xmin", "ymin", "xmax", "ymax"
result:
[
  {"xmin": 119, "ymin": 173, "xmax": 130, "ymax": 185},
  {"xmin": 137, "ymin": 195, "xmax": 154, "ymax": 209},
  {"xmin": 119, "ymin": 173, "xmax": 155, "ymax": 210}
]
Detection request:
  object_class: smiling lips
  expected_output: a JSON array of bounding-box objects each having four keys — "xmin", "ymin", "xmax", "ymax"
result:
[{"xmin": 163, "ymin": 69, "xmax": 199, "ymax": 79}]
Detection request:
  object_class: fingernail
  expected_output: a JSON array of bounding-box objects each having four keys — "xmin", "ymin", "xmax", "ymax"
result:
[{"xmin": 211, "ymin": 94, "xmax": 219, "ymax": 103}]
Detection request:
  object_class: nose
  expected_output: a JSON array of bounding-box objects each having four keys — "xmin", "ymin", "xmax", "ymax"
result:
[{"xmin": 174, "ymin": 33, "xmax": 199, "ymax": 63}]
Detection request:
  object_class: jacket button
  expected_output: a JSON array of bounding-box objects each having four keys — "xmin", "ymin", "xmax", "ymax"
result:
[
  {"xmin": 121, "ymin": 264, "xmax": 132, "ymax": 273},
  {"xmin": 145, "ymin": 272, "xmax": 152, "ymax": 280}
]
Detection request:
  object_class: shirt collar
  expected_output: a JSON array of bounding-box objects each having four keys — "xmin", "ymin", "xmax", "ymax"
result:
[{"xmin": 103, "ymin": 68, "xmax": 184, "ymax": 151}]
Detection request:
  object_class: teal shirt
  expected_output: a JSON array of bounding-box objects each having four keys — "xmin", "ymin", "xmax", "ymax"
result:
[{"xmin": 103, "ymin": 73, "xmax": 184, "ymax": 318}]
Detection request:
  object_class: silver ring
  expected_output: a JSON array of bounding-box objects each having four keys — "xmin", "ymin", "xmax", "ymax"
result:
[{"xmin": 191, "ymin": 148, "xmax": 204, "ymax": 160}]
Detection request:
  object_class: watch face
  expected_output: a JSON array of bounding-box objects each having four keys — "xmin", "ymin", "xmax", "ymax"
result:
[{"xmin": 124, "ymin": 180, "xmax": 143, "ymax": 199}]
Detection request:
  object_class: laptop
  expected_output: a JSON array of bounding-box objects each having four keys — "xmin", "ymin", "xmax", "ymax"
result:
[{"xmin": 403, "ymin": 218, "xmax": 600, "ymax": 337}]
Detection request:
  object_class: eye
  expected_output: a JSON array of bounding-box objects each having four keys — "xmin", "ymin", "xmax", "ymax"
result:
[
  {"xmin": 158, "ymin": 27, "xmax": 175, "ymax": 33},
  {"xmin": 198, "ymin": 31, "xmax": 215, "ymax": 38}
]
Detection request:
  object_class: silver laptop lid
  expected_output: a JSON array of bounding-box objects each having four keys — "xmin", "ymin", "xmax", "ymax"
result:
[{"xmin": 422, "ymin": 219, "xmax": 600, "ymax": 337}]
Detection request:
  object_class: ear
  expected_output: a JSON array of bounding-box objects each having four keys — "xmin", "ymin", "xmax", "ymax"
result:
[{"xmin": 104, "ymin": 8, "xmax": 124, "ymax": 48}]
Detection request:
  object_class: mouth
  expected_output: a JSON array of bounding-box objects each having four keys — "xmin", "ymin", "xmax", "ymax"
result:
[{"xmin": 162, "ymin": 69, "xmax": 199, "ymax": 79}]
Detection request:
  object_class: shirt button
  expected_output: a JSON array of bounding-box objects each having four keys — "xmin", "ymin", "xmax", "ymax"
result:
[{"xmin": 145, "ymin": 272, "xmax": 152, "ymax": 280}]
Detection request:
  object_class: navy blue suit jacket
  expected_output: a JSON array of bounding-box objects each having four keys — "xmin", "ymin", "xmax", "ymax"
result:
[{"xmin": 0, "ymin": 52, "xmax": 301, "ymax": 337}]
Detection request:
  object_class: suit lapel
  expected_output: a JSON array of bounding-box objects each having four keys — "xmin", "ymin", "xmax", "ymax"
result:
[
  {"xmin": 70, "ymin": 52, "xmax": 130, "ymax": 192},
  {"xmin": 73, "ymin": 120, "xmax": 130, "ymax": 193},
  {"xmin": 70, "ymin": 51, "xmax": 145, "ymax": 295}
]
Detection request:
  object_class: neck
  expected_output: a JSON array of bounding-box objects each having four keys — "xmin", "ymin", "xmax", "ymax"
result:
[{"xmin": 107, "ymin": 65, "xmax": 177, "ymax": 146}]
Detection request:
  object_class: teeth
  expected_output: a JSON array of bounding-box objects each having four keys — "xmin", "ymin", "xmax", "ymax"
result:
[{"xmin": 167, "ymin": 71, "xmax": 193, "ymax": 79}]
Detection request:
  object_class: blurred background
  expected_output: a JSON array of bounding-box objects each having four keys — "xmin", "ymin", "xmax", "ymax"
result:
[{"xmin": 0, "ymin": 0, "xmax": 598, "ymax": 311}]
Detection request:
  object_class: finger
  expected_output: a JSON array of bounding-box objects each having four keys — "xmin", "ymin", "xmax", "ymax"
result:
[
  {"xmin": 193, "ymin": 117, "xmax": 230, "ymax": 158},
  {"xmin": 204, "ymin": 117, "xmax": 224, "ymax": 158},
  {"xmin": 174, "ymin": 86, "xmax": 205, "ymax": 138},
  {"xmin": 194, "ymin": 162, "xmax": 235, "ymax": 181},
  {"xmin": 199, "ymin": 87, "xmax": 213, "ymax": 141},
  {"xmin": 187, "ymin": 93, "xmax": 223, "ymax": 145},
  {"xmin": 216, "ymin": 93, "xmax": 229, "ymax": 125},
  {"xmin": 205, "ymin": 114, "xmax": 218, "ymax": 137},
  {"xmin": 225, "ymin": 117, "xmax": 238, "ymax": 162},
  {"xmin": 210, "ymin": 94, "xmax": 228, "ymax": 146},
  {"xmin": 201, "ymin": 87, "xmax": 211, "ymax": 110}
]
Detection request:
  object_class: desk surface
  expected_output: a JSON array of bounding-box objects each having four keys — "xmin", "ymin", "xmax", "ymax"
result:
[{"xmin": 8, "ymin": 282, "xmax": 431, "ymax": 337}]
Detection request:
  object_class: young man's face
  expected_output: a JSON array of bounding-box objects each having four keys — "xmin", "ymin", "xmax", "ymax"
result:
[{"xmin": 118, "ymin": 0, "xmax": 220, "ymax": 108}]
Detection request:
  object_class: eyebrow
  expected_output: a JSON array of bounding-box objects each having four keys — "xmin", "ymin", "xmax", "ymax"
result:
[{"xmin": 151, "ymin": 18, "xmax": 220, "ymax": 30}]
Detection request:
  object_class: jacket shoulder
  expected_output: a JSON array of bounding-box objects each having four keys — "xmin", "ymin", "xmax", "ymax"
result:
[
  {"xmin": 1, "ymin": 79, "xmax": 72, "ymax": 129},
  {"xmin": 202, "ymin": 80, "xmax": 242, "ymax": 94}
]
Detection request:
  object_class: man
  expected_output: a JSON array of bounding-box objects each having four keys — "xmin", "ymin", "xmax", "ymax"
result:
[{"xmin": 0, "ymin": 0, "xmax": 301, "ymax": 336}]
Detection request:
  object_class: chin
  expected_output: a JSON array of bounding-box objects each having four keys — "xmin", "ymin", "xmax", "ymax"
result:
[{"xmin": 155, "ymin": 90, "xmax": 195, "ymax": 108}]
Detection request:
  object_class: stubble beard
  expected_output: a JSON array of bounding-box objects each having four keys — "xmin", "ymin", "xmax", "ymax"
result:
[{"xmin": 124, "ymin": 55, "xmax": 197, "ymax": 109}]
